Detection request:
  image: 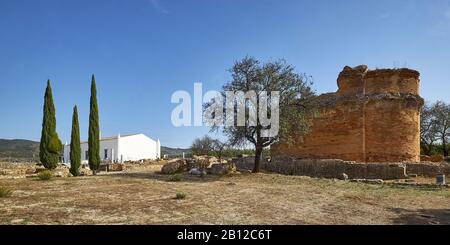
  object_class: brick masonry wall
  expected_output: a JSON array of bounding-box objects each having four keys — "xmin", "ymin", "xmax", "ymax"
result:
[{"xmin": 272, "ymin": 65, "xmax": 424, "ymax": 163}]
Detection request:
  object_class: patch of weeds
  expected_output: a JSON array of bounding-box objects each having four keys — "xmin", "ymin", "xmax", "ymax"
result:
[
  {"xmin": 175, "ymin": 192, "xmax": 186, "ymax": 200},
  {"xmin": 223, "ymin": 172, "xmax": 235, "ymax": 178},
  {"xmin": 37, "ymin": 170, "xmax": 53, "ymax": 181},
  {"xmin": 0, "ymin": 186, "xmax": 13, "ymax": 198},
  {"xmin": 169, "ymin": 174, "xmax": 183, "ymax": 182}
]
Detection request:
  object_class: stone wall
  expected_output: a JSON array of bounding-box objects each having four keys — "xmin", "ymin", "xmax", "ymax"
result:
[
  {"xmin": 405, "ymin": 162, "xmax": 450, "ymax": 177},
  {"xmin": 272, "ymin": 65, "xmax": 424, "ymax": 163},
  {"xmin": 234, "ymin": 156, "xmax": 407, "ymax": 180}
]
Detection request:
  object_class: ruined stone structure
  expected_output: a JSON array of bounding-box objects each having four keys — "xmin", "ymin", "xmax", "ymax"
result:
[{"xmin": 272, "ymin": 65, "xmax": 424, "ymax": 163}]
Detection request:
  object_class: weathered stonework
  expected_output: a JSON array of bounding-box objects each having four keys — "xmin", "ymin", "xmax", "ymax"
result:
[
  {"xmin": 272, "ymin": 65, "xmax": 424, "ymax": 163},
  {"xmin": 234, "ymin": 156, "xmax": 408, "ymax": 180}
]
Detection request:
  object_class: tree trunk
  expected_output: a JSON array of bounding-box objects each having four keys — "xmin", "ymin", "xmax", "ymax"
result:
[
  {"xmin": 443, "ymin": 136, "xmax": 448, "ymax": 157},
  {"xmin": 253, "ymin": 146, "xmax": 263, "ymax": 173}
]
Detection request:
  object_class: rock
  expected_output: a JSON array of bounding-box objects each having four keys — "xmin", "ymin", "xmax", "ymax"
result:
[
  {"xmin": 186, "ymin": 157, "xmax": 214, "ymax": 170},
  {"xmin": 10, "ymin": 219, "xmax": 24, "ymax": 224},
  {"xmin": 408, "ymin": 174, "xmax": 418, "ymax": 178},
  {"xmin": 186, "ymin": 159, "xmax": 196, "ymax": 169},
  {"xmin": 350, "ymin": 179, "xmax": 383, "ymax": 184},
  {"xmin": 364, "ymin": 179, "xmax": 384, "ymax": 184},
  {"xmin": 189, "ymin": 168, "xmax": 201, "ymax": 176},
  {"xmin": 25, "ymin": 168, "xmax": 36, "ymax": 175},
  {"xmin": 209, "ymin": 163, "xmax": 236, "ymax": 176},
  {"xmin": 340, "ymin": 173, "xmax": 349, "ymax": 181},
  {"xmin": 208, "ymin": 156, "xmax": 218, "ymax": 164},
  {"xmin": 108, "ymin": 164, "xmax": 125, "ymax": 172},
  {"xmin": 80, "ymin": 169, "xmax": 92, "ymax": 176},
  {"xmin": 55, "ymin": 172, "xmax": 64, "ymax": 178},
  {"xmin": 161, "ymin": 160, "xmax": 186, "ymax": 175}
]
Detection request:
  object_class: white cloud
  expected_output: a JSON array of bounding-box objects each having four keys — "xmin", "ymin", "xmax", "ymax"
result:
[{"xmin": 149, "ymin": 0, "xmax": 169, "ymax": 14}]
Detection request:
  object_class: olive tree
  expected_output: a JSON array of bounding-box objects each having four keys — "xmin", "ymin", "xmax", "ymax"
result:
[{"xmin": 206, "ymin": 57, "xmax": 317, "ymax": 173}]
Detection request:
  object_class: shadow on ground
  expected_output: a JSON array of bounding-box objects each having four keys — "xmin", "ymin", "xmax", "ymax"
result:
[{"xmin": 390, "ymin": 208, "xmax": 450, "ymax": 225}]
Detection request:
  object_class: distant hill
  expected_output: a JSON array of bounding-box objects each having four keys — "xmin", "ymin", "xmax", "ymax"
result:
[
  {"xmin": 161, "ymin": 146, "xmax": 191, "ymax": 157},
  {"xmin": 0, "ymin": 139, "xmax": 40, "ymax": 161},
  {"xmin": 0, "ymin": 138, "xmax": 189, "ymax": 160}
]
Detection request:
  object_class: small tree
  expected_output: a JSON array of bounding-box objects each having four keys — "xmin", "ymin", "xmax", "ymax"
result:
[
  {"xmin": 88, "ymin": 75, "xmax": 100, "ymax": 174},
  {"xmin": 191, "ymin": 136, "xmax": 215, "ymax": 156},
  {"xmin": 70, "ymin": 106, "xmax": 81, "ymax": 176},
  {"xmin": 211, "ymin": 139, "xmax": 228, "ymax": 163},
  {"xmin": 420, "ymin": 102, "xmax": 438, "ymax": 156},
  {"xmin": 206, "ymin": 57, "xmax": 317, "ymax": 173},
  {"xmin": 39, "ymin": 80, "xmax": 62, "ymax": 169},
  {"xmin": 431, "ymin": 101, "xmax": 450, "ymax": 157}
]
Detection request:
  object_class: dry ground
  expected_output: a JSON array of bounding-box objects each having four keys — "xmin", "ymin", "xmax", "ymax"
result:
[{"xmin": 1, "ymin": 163, "xmax": 450, "ymax": 225}]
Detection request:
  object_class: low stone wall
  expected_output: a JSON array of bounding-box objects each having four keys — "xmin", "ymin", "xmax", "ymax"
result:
[
  {"xmin": 234, "ymin": 156, "xmax": 407, "ymax": 180},
  {"xmin": 406, "ymin": 162, "xmax": 450, "ymax": 177}
]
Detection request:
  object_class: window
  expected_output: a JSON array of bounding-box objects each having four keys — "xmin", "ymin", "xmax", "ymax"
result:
[{"xmin": 104, "ymin": 149, "xmax": 108, "ymax": 159}]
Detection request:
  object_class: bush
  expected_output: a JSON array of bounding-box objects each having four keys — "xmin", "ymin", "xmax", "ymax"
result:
[
  {"xmin": 37, "ymin": 170, "xmax": 53, "ymax": 180},
  {"xmin": 169, "ymin": 174, "xmax": 183, "ymax": 182},
  {"xmin": 175, "ymin": 192, "xmax": 186, "ymax": 200},
  {"xmin": 0, "ymin": 186, "xmax": 12, "ymax": 198}
]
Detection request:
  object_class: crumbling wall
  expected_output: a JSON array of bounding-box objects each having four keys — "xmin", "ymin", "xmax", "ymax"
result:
[
  {"xmin": 234, "ymin": 157, "xmax": 407, "ymax": 180},
  {"xmin": 405, "ymin": 162, "xmax": 450, "ymax": 177},
  {"xmin": 272, "ymin": 65, "xmax": 423, "ymax": 163}
]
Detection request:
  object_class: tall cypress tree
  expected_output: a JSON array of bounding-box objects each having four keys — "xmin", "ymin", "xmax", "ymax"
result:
[
  {"xmin": 88, "ymin": 75, "xmax": 100, "ymax": 174},
  {"xmin": 70, "ymin": 106, "xmax": 81, "ymax": 176},
  {"xmin": 40, "ymin": 80, "xmax": 61, "ymax": 169}
]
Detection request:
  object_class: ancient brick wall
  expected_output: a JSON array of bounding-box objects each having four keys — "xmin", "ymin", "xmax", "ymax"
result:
[{"xmin": 272, "ymin": 65, "xmax": 423, "ymax": 163}]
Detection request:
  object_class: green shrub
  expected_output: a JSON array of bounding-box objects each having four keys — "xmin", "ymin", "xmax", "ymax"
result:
[
  {"xmin": 175, "ymin": 192, "xmax": 186, "ymax": 200},
  {"xmin": 169, "ymin": 174, "xmax": 183, "ymax": 182},
  {"xmin": 37, "ymin": 170, "xmax": 53, "ymax": 180},
  {"xmin": 0, "ymin": 186, "xmax": 12, "ymax": 198}
]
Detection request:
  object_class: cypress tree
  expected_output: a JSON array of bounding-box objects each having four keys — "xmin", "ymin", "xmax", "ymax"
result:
[
  {"xmin": 70, "ymin": 106, "xmax": 81, "ymax": 176},
  {"xmin": 39, "ymin": 80, "xmax": 61, "ymax": 169},
  {"xmin": 88, "ymin": 75, "xmax": 100, "ymax": 174}
]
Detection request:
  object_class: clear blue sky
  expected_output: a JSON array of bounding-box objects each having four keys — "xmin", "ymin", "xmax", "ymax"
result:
[{"xmin": 0, "ymin": 0, "xmax": 449, "ymax": 148}]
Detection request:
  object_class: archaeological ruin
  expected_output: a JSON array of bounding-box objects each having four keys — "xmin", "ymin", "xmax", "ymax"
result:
[{"xmin": 272, "ymin": 65, "xmax": 424, "ymax": 163}]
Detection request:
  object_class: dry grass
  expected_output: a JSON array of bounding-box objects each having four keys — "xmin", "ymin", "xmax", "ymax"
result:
[{"xmin": 0, "ymin": 164, "xmax": 449, "ymax": 224}]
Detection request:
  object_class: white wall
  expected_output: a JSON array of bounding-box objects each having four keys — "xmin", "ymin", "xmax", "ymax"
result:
[
  {"xmin": 118, "ymin": 134, "xmax": 160, "ymax": 161},
  {"xmin": 63, "ymin": 134, "xmax": 161, "ymax": 164}
]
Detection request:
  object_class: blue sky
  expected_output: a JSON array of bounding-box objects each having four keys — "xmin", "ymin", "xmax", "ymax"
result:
[{"xmin": 0, "ymin": 0, "xmax": 449, "ymax": 148}]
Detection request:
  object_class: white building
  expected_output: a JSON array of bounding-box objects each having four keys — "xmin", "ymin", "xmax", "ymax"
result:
[{"xmin": 63, "ymin": 133, "xmax": 161, "ymax": 164}]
